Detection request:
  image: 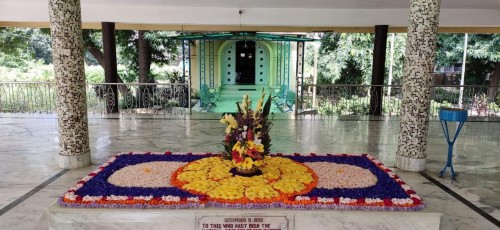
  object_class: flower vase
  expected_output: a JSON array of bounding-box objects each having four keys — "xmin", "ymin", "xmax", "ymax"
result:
[{"xmin": 236, "ymin": 165, "xmax": 259, "ymax": 176}]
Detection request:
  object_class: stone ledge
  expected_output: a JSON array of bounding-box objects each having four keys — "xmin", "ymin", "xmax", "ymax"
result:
[{"xmin": 45, "ymin": 202, "xmax": 442, "ymax": 230}]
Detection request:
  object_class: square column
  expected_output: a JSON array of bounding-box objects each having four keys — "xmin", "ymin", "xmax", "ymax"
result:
[
  {"xmin": 396, "ymin": 0, "xmax": 441, "ymax": 172},
  {"xmin": 102, "ymin": 22, "xmax": 119, "ymax": 113},
  {"xmin": 49, "ymin": 0, "xmax": 91, "ymax": 168},
  {"xmin": 369, "ymin": 25, "xmax": 388, "ymax": 116}
]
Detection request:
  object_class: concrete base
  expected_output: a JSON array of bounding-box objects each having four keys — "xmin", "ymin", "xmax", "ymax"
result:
[
  {"xmin": 45, "ymin": 202, "xmax": 442, "ymax": 230},
  {"xmin": 58, "ymin": 152, "xmax": 91, "ymax": 169},
  {"xmin": 395, "ymin": 155, "xmax": 426, "ymax": 172}
]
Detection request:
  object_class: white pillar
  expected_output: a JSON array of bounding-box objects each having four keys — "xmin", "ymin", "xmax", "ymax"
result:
[
  {"xmin": 458, "ymin": 33, "xmax": 468, "ymax": 109},
  {"xmin": 312, "ymin": 42, "xmax": 320, "ymax": 108},
  {"xmin": 387, "ymin": 33, "xmax": 395, "ymax": 97}
]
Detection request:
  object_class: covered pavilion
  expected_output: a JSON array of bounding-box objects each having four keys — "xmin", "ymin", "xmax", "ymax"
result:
[
  {"xmin": 0, "ymin": 0, "xmax": 499, "ymax": 229},
  {"xmin": 1, "ymin": 0, "xmax": 498, "ymax": 170}
]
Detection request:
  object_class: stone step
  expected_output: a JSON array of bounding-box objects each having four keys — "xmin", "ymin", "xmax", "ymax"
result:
[
  {"xmin": 45, "ymin": 202, "xmax": 442, "ymax": 230},
  {"xmin": 219, "ymin": 85, "xmax": 270, "ymax": 93},
  {"xmin": 218, "ymin": 94, "xmax": 263, "ymax": 101}
]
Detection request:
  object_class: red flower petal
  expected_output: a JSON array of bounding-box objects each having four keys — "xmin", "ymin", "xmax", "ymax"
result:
[
  {"xmin": 232, "ymin": 150, "xmax": 242, "ymax": 163},
  {"xmin": 411, "ymin": 197, "xmax": 422, "ymax": 205},
  {"xmin": 247, "ymin": 129, "xmax": 254, "ymax": 141}
]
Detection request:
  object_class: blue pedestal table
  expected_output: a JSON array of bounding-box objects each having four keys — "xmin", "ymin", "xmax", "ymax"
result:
[{"xmin": 438, "ymin": 108, "xmax": 468, "ymax": 180}]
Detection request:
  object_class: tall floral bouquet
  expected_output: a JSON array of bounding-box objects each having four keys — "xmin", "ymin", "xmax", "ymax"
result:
[{"xmin": 220, "ymin": 89, "xmax": 273, "ymax": 172}]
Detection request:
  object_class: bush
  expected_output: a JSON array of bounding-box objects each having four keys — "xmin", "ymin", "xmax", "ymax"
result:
[
  {"xmin": 469, "ymin": 94, "xmax": 489, "ymax": 116},
  {"xmin": 489, "ymin": 102, "xmax": 499, "ymax": 113},
  {"xmin": 383, "ymin": 97, "xmax": 401, "ymax": 115},
  {"xmin": 0, "ymin": 62, "xmax": 54, "ymax": 82},
  {"xmin": 429, "ymin": 100, "xmax": 453, "ymax": 116},
  {"xmin": 318, "ymin": 96, "xmax": 370, "ymax": 115},
  {"xmin": 318, "ymin": 101, "xmax": 335, "ymax": 115},
  {"xmin": 0, "ymin": 61, "xmax": 106, "ymax": 83},
  {"xmin": 433, "ymin": 88, "xmax": 459, "ymax": 103},
  {"xmin": 85, "ymin": 65, "xmax": 104, "ymax": 83},
  {"xmin": 150, "ymin": 65, "xmax": 182, "ymax": 82},
  {"xmin": 317, "ymin": 96, "xmax": 404, "ymax": 116}
]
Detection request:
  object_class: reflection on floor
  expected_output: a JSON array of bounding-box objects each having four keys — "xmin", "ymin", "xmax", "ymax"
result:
[{"xmin": 0, "ymin": 114, "xmax": 498, "ymax": 229}]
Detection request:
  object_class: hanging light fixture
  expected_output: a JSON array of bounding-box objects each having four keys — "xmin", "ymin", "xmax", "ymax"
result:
[{"xmin": 239, "ymin": 10, "xmax": 248, "ymax": 48}]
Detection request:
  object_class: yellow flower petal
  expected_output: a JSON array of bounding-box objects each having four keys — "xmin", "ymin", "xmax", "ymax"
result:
[
  {"xmin": 256, "ymin": 89, "xmax": 266, "ymax": 112},
  {"xmin": 242, "ymin": 157, "xmax": 254, "ymax": 169},
  {"xmin": 255, "ymin": 144, "xmax": 264, "ymax": 152},
  {"xmin": 247, "ymin": 140, "xmax": 255, "ymax": 149}
]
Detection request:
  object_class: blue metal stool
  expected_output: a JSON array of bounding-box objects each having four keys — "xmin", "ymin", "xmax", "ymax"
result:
[{"xmin": 438, "ymin": 108, "xmax": 468, "ymax": 180}]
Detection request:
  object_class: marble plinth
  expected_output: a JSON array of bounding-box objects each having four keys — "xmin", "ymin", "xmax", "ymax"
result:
[
  {"xmin": 395, "ymin": 155, "xmax": 426, "ymax": 172},
  {"xmin": 45, "ymin": 202, "xmax": 442, "ymax": 230},
  {"xmin": 58, "ymin": 152, "xmax": 91, "ymax": 169}
]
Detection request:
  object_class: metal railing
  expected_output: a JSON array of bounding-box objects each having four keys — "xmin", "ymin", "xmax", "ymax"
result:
[
  {"xmin": 297, "ymin": 84, "xmax": 500, "ymax": 117},
  {"xmin": 1, "ymin": 82, "xmax": 499, "ymax": 118},
  {"xmin": 0, "ymin": 82, "xmax": 190, "ymax": 115},
  {"xmin": 0, "ymin": 82, "xmax": 56, "ymax": 113}
]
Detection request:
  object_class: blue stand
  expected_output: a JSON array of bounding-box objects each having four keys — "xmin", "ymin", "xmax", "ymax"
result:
[{"xmin": 438, "ymin": 108, "xmax": 468, "ymax": 180}]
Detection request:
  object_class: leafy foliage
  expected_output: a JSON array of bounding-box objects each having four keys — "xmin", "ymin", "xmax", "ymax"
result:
[
  {"xmin": 313, "ymin": 33, "xmax": 407, "ymax": 86},
  {"xmin": 29, "ymin": 29, "xmax": 53, "ymax": 64},
  {"xmin": 0, "ymin": 28, "xmax": 35, "ymax": 68},
  {"xmin": 436, "ymin": 33, "xmax": 500, "ymax": 85},
  {"xmin": 79, "ymin": 29, "xmax": 180, "ymax": 83},
  {"xmin": 0, "ymin": 28, "xmax": 31, "ymax": 57},
  {"xmin": 384, "ymin": 33, "xmax": 406, "ymax": 85},
  {"xmin": 114, "ymin": 30, "xmax": 179, "ymax": 82},
  {"xmin": 316, "ymin": 33, "xmax": 374, "ymax": 84}
]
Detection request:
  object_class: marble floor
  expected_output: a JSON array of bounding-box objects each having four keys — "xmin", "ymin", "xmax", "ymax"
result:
[{"xmin": 0, "ymin": 113, "xmax": 498, "ymax": 229}]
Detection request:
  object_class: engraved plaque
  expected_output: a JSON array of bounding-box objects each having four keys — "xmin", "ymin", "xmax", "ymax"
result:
[{"xmin": 196, "ymin": 214, "xmax": 292, "ymax": 230}]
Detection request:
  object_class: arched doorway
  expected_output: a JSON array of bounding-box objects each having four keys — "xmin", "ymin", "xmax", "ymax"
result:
[
  {"xmin": 220, "ymin": 41, "xmax": 269, "ymax": 85},
  {"xmin": 235, "ymin": 41, "xmax": 255, "ymax": 84}
]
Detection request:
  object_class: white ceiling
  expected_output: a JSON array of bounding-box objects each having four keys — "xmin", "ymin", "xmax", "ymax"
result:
[
  {"xmin": 0, "ymin": 0, "xmax": 499, "ymax": 31},
  {"xmin": 80, "ymin": 0, "xmax": 500, "ymax": 9},
  {"xmin": 69, "ymin": 0, "xmax": 498, "ymax": 9}
]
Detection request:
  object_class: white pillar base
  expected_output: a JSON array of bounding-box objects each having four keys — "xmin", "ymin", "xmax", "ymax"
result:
[
  {"xmin": 395, "ymin": 155, "xmax": 426, "ymax": 172},
  {"xmin": 59, "ymin": 152, "xmax": 91, "ymax": 169}
]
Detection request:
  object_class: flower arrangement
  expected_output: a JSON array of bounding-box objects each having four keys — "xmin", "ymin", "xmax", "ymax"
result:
[
  {"xmin": 60, "ymin": 152, "xmax": 425, "ymax": 211},
  {"xmin": 220, "ymin": 89, "xmax": 273, "ymax": 172}
]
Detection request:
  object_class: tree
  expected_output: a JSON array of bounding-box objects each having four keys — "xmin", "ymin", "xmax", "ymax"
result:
[
  {"xmin": 81, "ymin": 29, "xmax": 180, "ymax": 107},
  {"xmin": 436, "ymin": 33, "xmax": 500, "ymax": 102},
  {"xmin": 313, "ymin": 33, "xmax": 407, "ymax": 86},
  {"xmin": 117, "ymin": 30, "xmax": 180, "ymax": 107},
  {"xmin": 384, "ymin": 33, "xmax": 406, "ymax": 85},
  {"xmin": 316, "ymin": 33, "xmax": 373, "ymax": 84},
  {"xmin": 28, "ymin": 29, "xmax": 52, "ymax": 64},
  {"xmin": 82, "ymin": 29, "xmax": 179, "ymax": 83},
  {"xmin": 0, "ymin": 28, "xmax": 36, "ymax": 68}
]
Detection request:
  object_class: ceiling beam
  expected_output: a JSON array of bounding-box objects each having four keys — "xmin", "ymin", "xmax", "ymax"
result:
[{"xmin": 1, "ymin": 21, "xmax": 499, "ymax": 33}]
